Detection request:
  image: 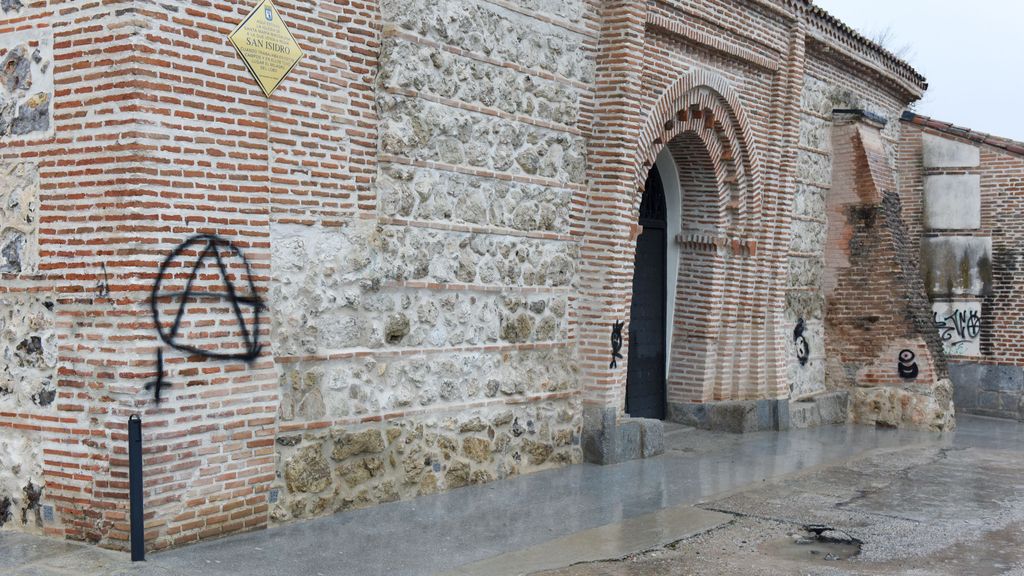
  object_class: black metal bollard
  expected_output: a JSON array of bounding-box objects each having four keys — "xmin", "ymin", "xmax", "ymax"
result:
[{"xmin": 128, "ymin": 414, "xmax": 145, "ymax": 561}]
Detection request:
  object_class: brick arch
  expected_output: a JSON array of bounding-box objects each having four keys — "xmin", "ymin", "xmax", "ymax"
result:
[
  {"xmin": 658, "ymin": 131, "xmax": 729, "ymax": 403},
  {"xmin": 665, "ymin": 127, "xmax": 729, "ymax": 231},
  {"xmin": 621, "ymin": 73, "xmax": 771, "ymax": 409},
  {"xmin": 634, "ymin": 71, "xmax": 764, "ymax": 233}
]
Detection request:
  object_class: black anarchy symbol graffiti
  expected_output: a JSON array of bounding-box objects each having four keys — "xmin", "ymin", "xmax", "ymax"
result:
[{"xmin": 147, "ymin": 234, "xmax": 265, "ymax": 404}]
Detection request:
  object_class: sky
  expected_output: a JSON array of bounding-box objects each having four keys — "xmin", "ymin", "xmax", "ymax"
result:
[{"xmin": 813, "ymin": 0, "xmax": 1024, "ymax": 142}]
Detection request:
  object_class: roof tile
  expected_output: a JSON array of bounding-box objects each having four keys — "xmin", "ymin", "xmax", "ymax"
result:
[{"xmin": 901, "ymin": 111, "xmax": 1024, "ymax": 159}]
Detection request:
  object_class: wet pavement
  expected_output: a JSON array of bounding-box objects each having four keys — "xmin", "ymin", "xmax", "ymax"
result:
[
  {"xmin": 538, "ymin": 415, "xmax": 1024, "ymax": 576},
  {"xmin": 4, "ymin": 415, "xmax": 1024, "ymax": 575}
]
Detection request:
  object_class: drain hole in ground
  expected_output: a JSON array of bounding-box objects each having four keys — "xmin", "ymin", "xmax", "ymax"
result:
[{"xmin": 762, "ymin": 524, "xmax": 863, "ymax": 562}]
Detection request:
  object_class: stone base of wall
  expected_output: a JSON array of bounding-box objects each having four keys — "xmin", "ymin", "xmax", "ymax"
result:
[
  {"xmin": 581, "ymin": 406, "xmax": 664, "ymax": 465},
  {"xmin": 273, "ymin": 402, "xmax": 582, "ymax": 524},
  {"xmin": 950, "ymin": 362, "xmax": 1024, "ymax": 420},
  {"xmin": 789, "ymin": 391, "xmax": 849, "ymax": 428},
  {"xmin": 849, "ymin": 380, "xmax": 955, "ymax": 431},
  {"xmin": 667, "ymin": 399, "xmax": 790, "ymax": 433}
]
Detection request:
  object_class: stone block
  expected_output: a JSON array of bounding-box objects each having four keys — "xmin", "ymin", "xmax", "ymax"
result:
[
  {"xmin": 1000, "ymin": 393, "xmax": 1020, "ymax": 414},
  {"xmin": 709, "ymin": 401, "xmax": 758, "ymax": 434},
  {"xmin": 982, "ymin": 365, "xmax": 1023, "ymax": 393},
  {"xmin": 614, "ymin": 420, "xmax": 642, "ymax": 463},
  {"xmin": 923, "ymin": 175, "xmax": 980, "ymax": 230},
  {"xmin": 949, "ymin": 362, "xmax": 982, "ymax": 411},
  {"xmin": 755, "ymin": 399, "xmax": 774, "ymax": 430},
  {"xmin": 932, "ymin": 300, "xmax": 982, "ymax": 357},
  {"xmin": 379, "ymin": 0, "xmax": 593, "ymax": 84},
  {"xmin": 816, "ymin": 391, "xmax": 849, "ymax": 425},
  {"xmin": 378, "ymin": 97, "xmax": 586, "ymax": 185},
  {"xmin": 789, "ymin": 400, "xmax": 821, "ymax": 429},
  {"xmin": 787, "ymin": 315, "xmax": 826, "ymax": 400},
  {"xmin": 788, "ymin": 255, "xmax": 823, "ymax": 288},
  {"xmin": 671, "ymin": 400, "xmax": 789, "ymax": 433},
  {"xmin": 775, "ymin": 399, "xmax": 791, "ymax": 430},
  {"xmin": 638, "ymin": 418, "xmax": 664, "ymax": 458},
  {"xmin": 667, "ymin": 402, "xmax": 709, "ymax": 429},
  {"xmin": 796, "ymin": 148, "xmax": 831, "ymax": 187},
  {"xmin": 949, "ymin": 362, "xmax": 985, "ymax": 388},
  {"xmin": 789, "ymin": 218, "xmax": 826, "ymax": 254},
  {"xmin": 0, "ymin": 292, "xmax": 56, "ymax": 408},
  {"xmin": 799, "ymin": 115, "xmax": 829, "ymax": 150},
  {"xmin": 1, "ymin": 0, "xmax": 24, "ymax": 14},
  {"xmin": 582, "ymin": 408, "xmax": 665, "ymax": 465},
  {"xmin": 792, "ymin": 183, "xmax": 826, "ymax": 220},
  {"xmin": 581, "ymin": 406, "xmax": 616, "ymax": 465},
  {"xmin": 977, "ymin": 391, "xmax": 1001, "ymax": 412},
  {"xmin": 922, "ymin": 236, "xmax": 992, "ymax": 297},
  {"xmin": 922, "ymin": 133, "xmax": 980, "ymax": 168},
  {"xmin": 0, "ymin": 35, "xmax": 52, "ymax": 140},
  {"xmin": 377, "ymin": 165, "xmax": 573, "ymax": 234},
  {"xmin": 379, "ymin": 38, "xmax": 579, "ymax": 128}
]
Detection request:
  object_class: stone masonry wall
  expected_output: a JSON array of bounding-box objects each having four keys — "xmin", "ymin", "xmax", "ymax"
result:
[
  {"xmin": 266, "ymin": 0, "xmax": 594, "ymax": 524},
  {"xmin": 0, "ymin": 0, "xmax": 947, "ymax": 552},
  {"xmin": 1, "ymin": 0, "xmax": 109, "ymax": 541},
  {"xmin": 0, "ymin": 24, "xmax": 52, "ymax": 141},
  {"xmin": 788, "ymin": 52, "xmax": 910, "ymax": 404}
]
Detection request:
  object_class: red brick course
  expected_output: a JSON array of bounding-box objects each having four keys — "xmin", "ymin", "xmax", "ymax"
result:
[{"xmin": 0, "ymin": 0, "xmax": 953, "ymax": 551}]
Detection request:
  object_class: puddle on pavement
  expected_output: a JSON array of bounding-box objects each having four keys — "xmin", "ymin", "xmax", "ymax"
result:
[{"xmin": 761, "ymin": 525, "xmax": 862, "ymax": 563}]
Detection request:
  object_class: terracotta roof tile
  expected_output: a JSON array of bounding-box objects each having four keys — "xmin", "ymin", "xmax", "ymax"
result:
[
  {"xmin": 807, "ymin": 1, "xmax": 927, "ymax": 90},
  {"xmin": 901, "ymin": 111, "xmax": 1024, "ymax": 159}
]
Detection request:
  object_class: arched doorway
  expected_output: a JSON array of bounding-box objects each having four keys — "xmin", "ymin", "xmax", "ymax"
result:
[
  {"xmin": 626, "ymin": 165, "xmax": 668, "ymax": 419},
  {"xmin": 579, "ymin": 70, "xmax": 775, "ymax": 462}
]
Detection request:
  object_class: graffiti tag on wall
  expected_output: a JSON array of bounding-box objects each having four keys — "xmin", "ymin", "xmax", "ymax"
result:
[
  {"xmin": 932, "ymin": 300, "xmax": 981, "ymax": 357},
  {"xmin": 897, "ymin": 349, "xmax": 919, "ymax": 380},
  {"xmin": 147, "ymin": 234, "xmax": 264, "ymax": 404},
  {"xmin": 609, "ymin": 321, "xmax": 624, "ymax": 369},
  {"xmin": 793, "ymin": 318, "xmax": 809, "ymax": 367}
]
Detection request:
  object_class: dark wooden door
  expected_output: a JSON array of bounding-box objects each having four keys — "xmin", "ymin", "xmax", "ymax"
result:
[{"xmin": 626, "ymin": 165, "xmax": 667, "ymax": 420}]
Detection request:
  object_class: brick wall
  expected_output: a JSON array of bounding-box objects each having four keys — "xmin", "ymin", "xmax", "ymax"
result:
[
  {"xmin": 823, "ymin": 118, "xmax": 951, "ymax": 429},
  {"xmin": 786, "ymin": 44, "xmax": 917, "ymax": 401},
  {"xmin": 1, "ymin": 0, "xmax": 957, "ymax": 551},
  {"xmin": 900, "ymin": 119, "xmax": 1024, "ymax": 420},
  {"xmin": 1, "ymin": 0, "xmax": 151, "ymax": 544}
]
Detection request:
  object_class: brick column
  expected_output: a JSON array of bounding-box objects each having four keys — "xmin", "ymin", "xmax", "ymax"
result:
[{"xmin": 577, "ymin": 0, "xmax": 658, "ymax": 463}]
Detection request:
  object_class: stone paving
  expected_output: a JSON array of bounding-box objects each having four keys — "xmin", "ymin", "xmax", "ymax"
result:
[
  {"xmin": 538, "ymin": 415, "xmax": 1024, "ymax": 576},
  {"xmin": 5, "ymin": 416, "xmax": 1024, "ymax": 575}
]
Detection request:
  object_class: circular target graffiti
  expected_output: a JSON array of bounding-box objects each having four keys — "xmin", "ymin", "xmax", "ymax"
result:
[{"xmin": 897, "ymin": 349, "xmax": 919, "ymax": 380}]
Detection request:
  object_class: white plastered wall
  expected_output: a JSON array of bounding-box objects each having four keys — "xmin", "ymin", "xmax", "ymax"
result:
[{"xmin": 656, "ymin": 148, "xmax": 682, "ymax": 373}]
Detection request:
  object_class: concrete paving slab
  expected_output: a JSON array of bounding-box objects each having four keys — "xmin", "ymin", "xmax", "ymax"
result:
[
  {"xmin": 0, "ymin": 419, "xmax": 976, "ymax": 576},
  {"xmin": 445, "ymin": 506, "xmax": 731, "ymax": 576},
  {"xmin": 538, "ymin": 416, "xmax": 1024, "ymax": 576},
  {"xmin": 0, "ymin": 531, "xmax": 130, "ymax": 576}
]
